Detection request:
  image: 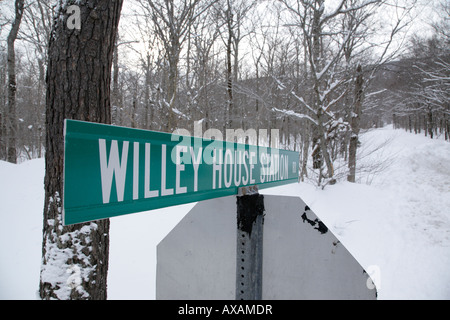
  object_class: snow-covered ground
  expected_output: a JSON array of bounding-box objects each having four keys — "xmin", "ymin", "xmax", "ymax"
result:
[{"xmin": 0, "ymin": 126, "xmax": 449, "ymax": 299}]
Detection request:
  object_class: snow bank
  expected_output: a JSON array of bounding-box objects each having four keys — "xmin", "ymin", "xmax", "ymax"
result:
[{"xmin": 0, "ymin": 159, "xmax": 44, "ymax": 299}]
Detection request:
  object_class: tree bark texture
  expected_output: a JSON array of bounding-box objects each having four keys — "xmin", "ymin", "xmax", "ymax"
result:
[
  {"xmin": 0, "ymin": 79, "xmax": 5, "ymax": 159},
  {"xmin": 225, "ymin": 2, "xmax": 234, "ymax": 130},
  {"xmin": 348, "ymin": 64, "xmax": 363, "ymax": 183},
  {"xmin": 40, "ymin": 0, "xmax": 123, "ymax": 300}
]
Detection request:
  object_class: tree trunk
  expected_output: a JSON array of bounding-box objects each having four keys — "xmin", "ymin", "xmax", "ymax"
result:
[
  {"xmin": 226, "ymin": 15, "xmax": 233, "ymax": 130},
  {"xmin": 144, "ymin": 53, "xmax": 151, "ymax": 129},
  {"xmin": 6, "ymin": 0, "xmax": 24, "ymax": 164},
  {"xmin": 348, "ymin": 64, "xmax": 363, "ymax": 183},
  {"xmin": 444, "ymin": 111, "xmax": 449, "ymax": 141},
  {"xmin": 0, "ymin": 112, "xmax": 4, "ymax": 160},
  {"xmin": 36, "ymin": 56, "xmax": 45, "ymax": 158},
  {"xmin": 166, "ymin": 51, "xmax": 179, "ymax": 131},
  {"xmin": 0, "ymin": 61, "xmax": 5, "ymax": 159},
  {"xmin": 112, "ymin": 33, "xmax": 120, "ymax": 125},
  {"xmin": 300, "ymin": 122, "xmax": 310, "ymax": 182},
  {"xmin": 316, "ymin": 111, "xmax": 334, "ymax": 179},
  {"xmin": 427, "ymin": 107, "xmax": 433, "ymax": 139},
  {"xmin": 40, "ymin": 0, "xmax": 123, "ymax": 300}
]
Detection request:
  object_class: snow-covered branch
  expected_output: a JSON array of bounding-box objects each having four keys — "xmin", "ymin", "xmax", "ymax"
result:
[{"xmin": 272, "ymin": 107, "xmax": 318, "ymax": 125}]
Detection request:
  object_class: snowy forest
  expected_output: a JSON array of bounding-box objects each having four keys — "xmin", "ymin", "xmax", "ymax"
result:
[
  {"xmin": 0, "ymin": 0, "xmax": 449, "ymax": 301},
  {"xmin": 1, "ymin": 0, "xmax": 449, "ymax": 186}
]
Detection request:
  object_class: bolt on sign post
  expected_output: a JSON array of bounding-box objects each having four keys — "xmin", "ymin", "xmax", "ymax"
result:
[{"xmin": 63, "ymin": 120, "xmax": 300, "ymax": 225}]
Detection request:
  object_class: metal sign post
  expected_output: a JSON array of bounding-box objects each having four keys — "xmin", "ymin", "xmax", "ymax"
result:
[{"xmin": 236, "ymin": 186, "xmax": 264, "ymax": 300}]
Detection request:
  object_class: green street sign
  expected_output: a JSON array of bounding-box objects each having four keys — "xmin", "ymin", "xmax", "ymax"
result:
[{"xmin": 63, "ymin": 120, "xmax": 299, "ymax": 225}]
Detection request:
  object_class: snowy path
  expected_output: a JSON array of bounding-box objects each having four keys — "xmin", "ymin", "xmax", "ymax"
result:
[
  {"xmin": 362, "ymin": 128, "xmax": 450, "ymax": 299},
  {"xmin": 279, "ymin": 127, "xmax": 450, "ymax": 299},
  {"xmin": 0, "ymin": 127, "xmax": 449, "ymax": 299}
]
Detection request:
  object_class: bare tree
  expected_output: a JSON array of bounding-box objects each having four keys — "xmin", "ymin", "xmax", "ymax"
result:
[
  {"xmin": 20, "ymin": 0, "xmax": 53, "ymax": 158},
  {"xmin": 274, "ymin": 0, "xmax": 414, "ymax": 185},
  {"xmin": 393, "ymin": 34, "xmax": 450, "ymax": 141},
  {"xmin": 0, "ymin": 52, "xmax": 6, "ymax": 160},
  {"xmin": 347, "ymin": 64, "xmax": 363, "ymax": 182},
  {"xmin": 138, "ymin": 0, "xmax": 214, "ymax": 131},
  {"xmin": 278, "ymin": 0, "xmax": 381, "ymax": 185},
  {"xmin": 6, "ymin": 0, "xmax": 24, "ymax": 163},
  {"xmin": 215, "ymin": 0, "xmax": 255, "ymax": 130},
  {"xmin": 187, "ymin": 6, "xmax": 221, "ymax": 130}
]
